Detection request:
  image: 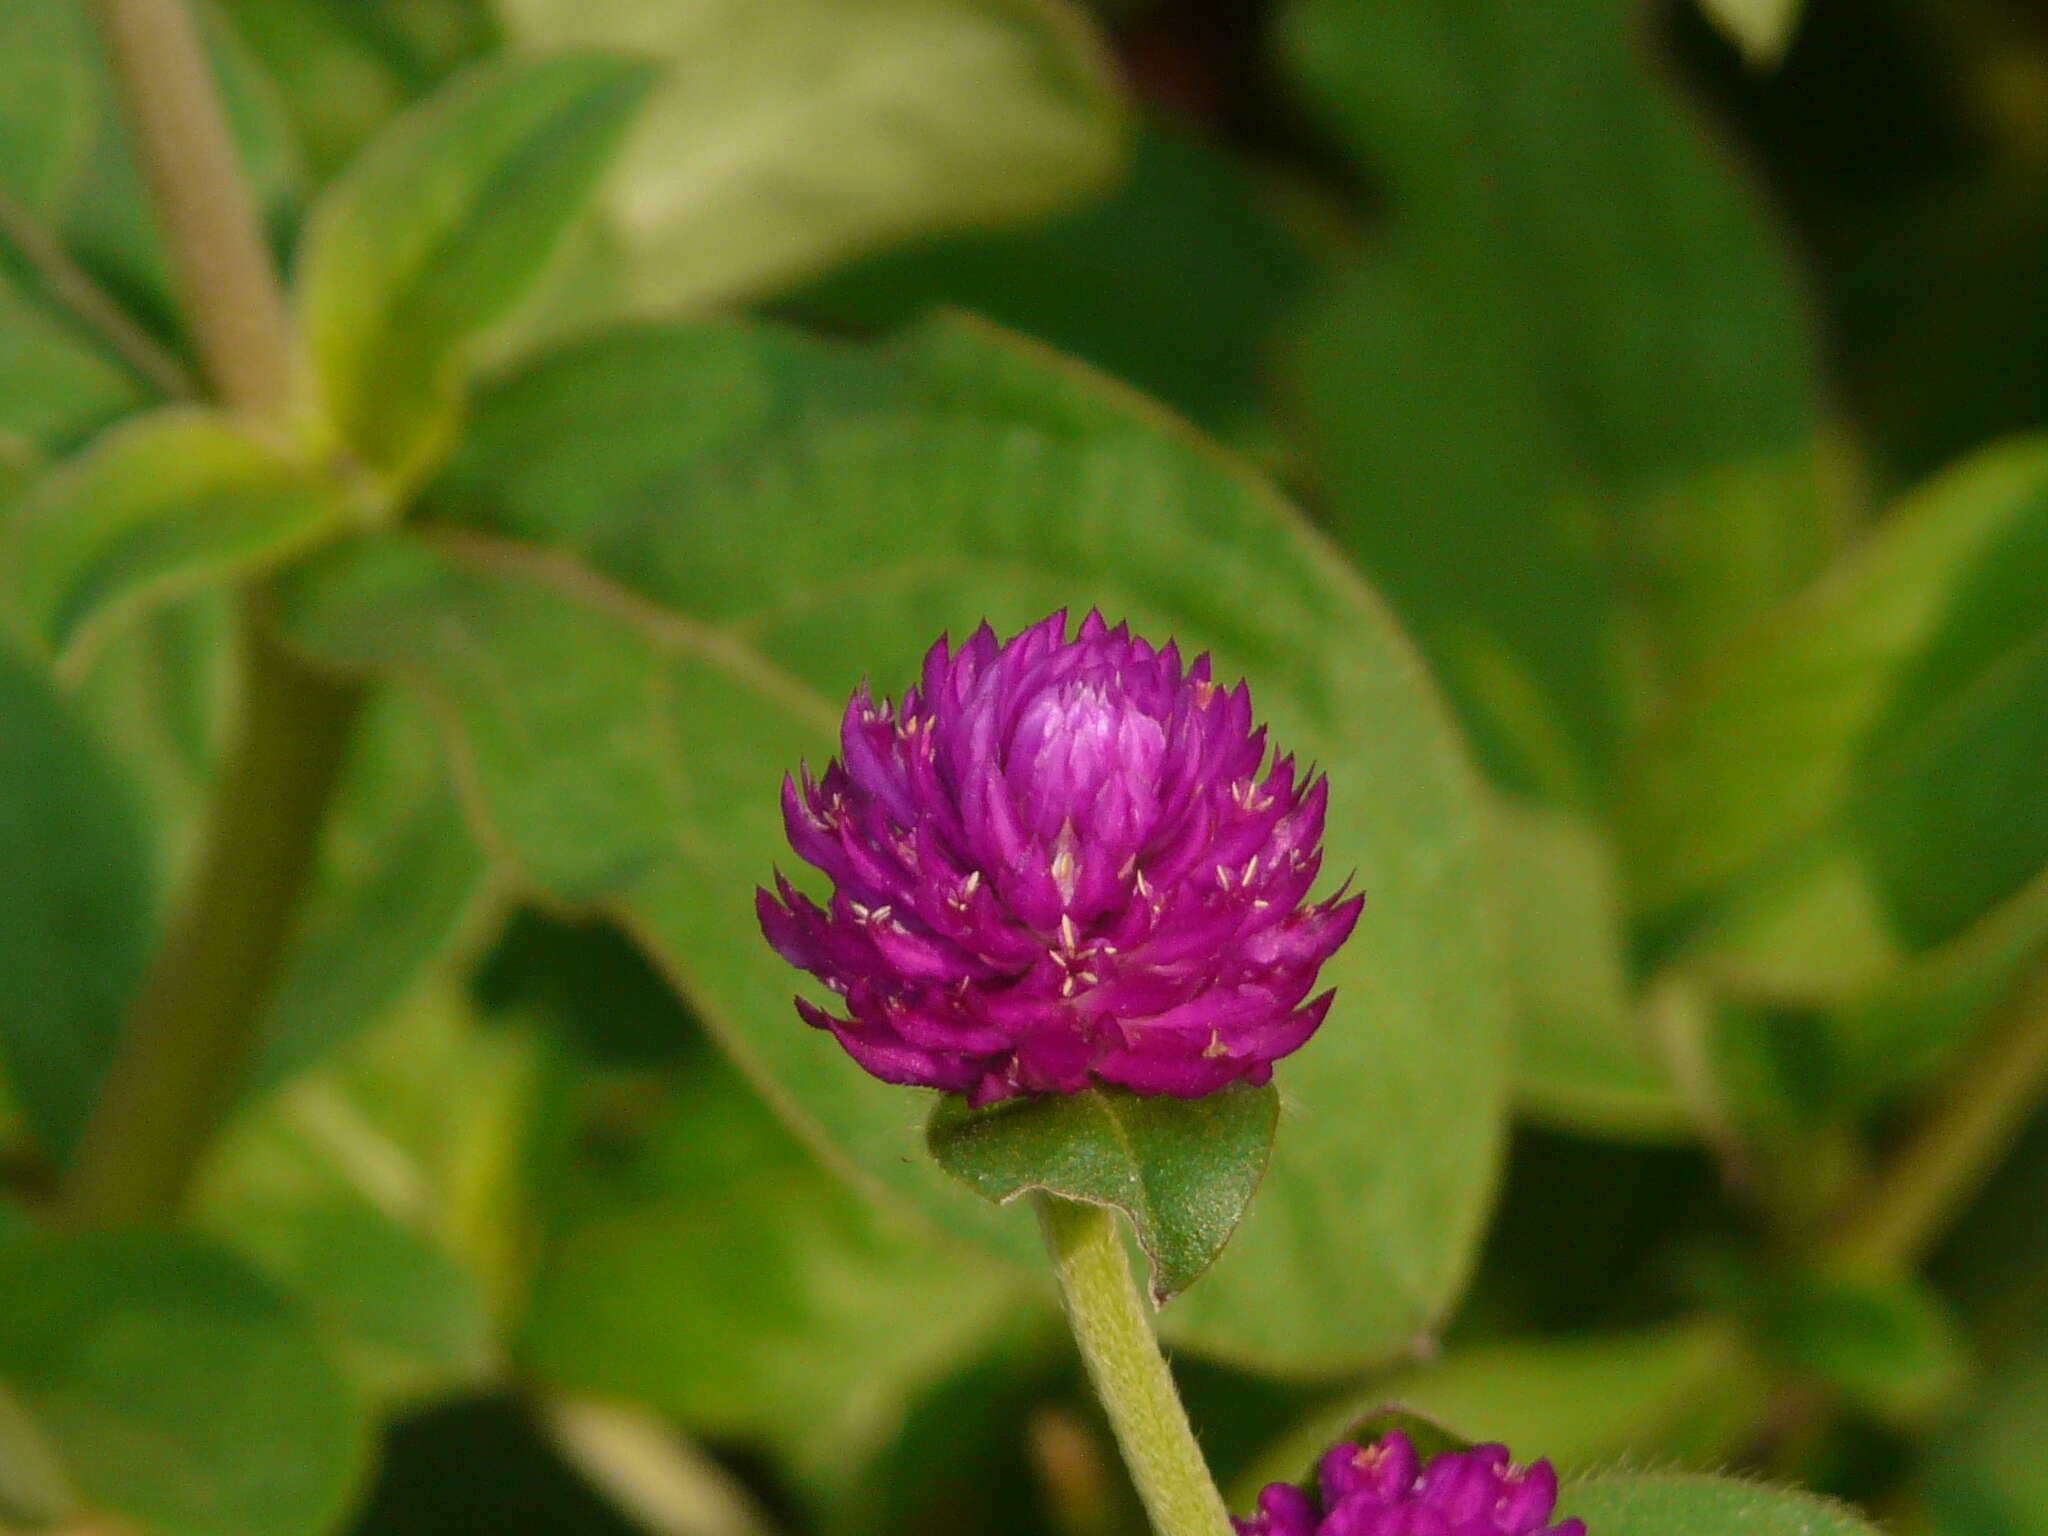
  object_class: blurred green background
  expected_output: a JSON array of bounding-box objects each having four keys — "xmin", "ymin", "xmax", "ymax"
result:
[{"xmin": 5, "ymin": 1, "xmax": 2048, "ymax": 1534}]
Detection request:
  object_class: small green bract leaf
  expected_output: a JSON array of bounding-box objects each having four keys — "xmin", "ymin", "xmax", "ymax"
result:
[
  {"xmin": 4, "ymin": 409, "xmax": 351, "ymax": 675},
  {"xmin": 927, "ymin": 1083, "xmax": 1278, "ymax": 1304},
  {"xmin": 297, "ymin": 51, "xmax": 658, "ymax": 485},
  {"xmin": 1561, "ymin": 1473, "xmax": 1880, "ymax": 1535}
]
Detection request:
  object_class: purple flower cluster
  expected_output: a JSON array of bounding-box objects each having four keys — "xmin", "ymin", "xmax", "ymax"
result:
[
  {"xmin": 1237, "ymin": 1432, "xmax": 1586, "ymax": 1536},
  {"xmin": 758, "ymin": 610, "xmax": 1362, "ymax": 1105}
]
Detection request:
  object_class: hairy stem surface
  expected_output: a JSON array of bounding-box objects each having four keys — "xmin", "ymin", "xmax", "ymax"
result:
[{"xmin": 1037, "ymin": 1194, "xmax": 1233, "ymax": 1536}]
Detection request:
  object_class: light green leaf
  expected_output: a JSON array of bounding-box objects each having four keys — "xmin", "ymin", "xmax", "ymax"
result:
[
  {"xmin": 5, "ymin": 409, "xmax": 352, "ymax": 675},
  {"xmin": 1697, "ymin": 0, "xmax": 1805, "ymax": 66},
  {"xmin": 1561, "ymin": 1473, "xmax": 1880, "ymax": 1536},
  {"xmin": 298, "ymin": 52, "xmax": 657, "ymax": 484},
  {"xmin": 491, "ymin": 0, "xmax": 1124, "ymax": 314},
  {"xmin": 1280, "ymin": 0, "xmax": 1833, "ymax": 803},
  {"xmin": 1235, "ymin": 1319, "xmax": 1758, "ymax": 1505},
  {"xmin": 0, "ymin": 642, "xmax": 155, "ymax": 1163},
  {"xmin": 520, "ymin": 1043, "xmax": 1017, "ymax": 1469},
  {"xmin": 0, "ymin": 1227, "xmax": 366, "ymax": 1536},
  {"xmin": 0, "ymin": 0, "xmax": 99, "ymax": 214},
  {"xmin": 281, "ymin": 314, "xmax": 1509, "ymax": 1373},
  {"xmin": 929, "ymin": 1084, "xmax": 1277, "ymax": 1303},
  {"xmin": 1488, "ymin": 795, "xmax": 1686, "ymax": 1139},
  {"xmin": 1628, "ymin": 438, "xmax": 2048, "ymax": 999}
]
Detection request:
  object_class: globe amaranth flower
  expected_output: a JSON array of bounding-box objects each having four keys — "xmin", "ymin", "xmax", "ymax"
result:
[
  {"xmin": 757, "ymin": 609, "xmax": 1363, "ymax": 1105},
  {"xmin": 1237, "ymin": 1431, "xmax": 1587, "ymax": 1536}
]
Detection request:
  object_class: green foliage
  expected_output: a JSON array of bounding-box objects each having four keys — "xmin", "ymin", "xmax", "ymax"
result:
[
  {"xmin": 1236, "ymin": 1319, "xmax": 1761, "ymax": 1502},
  {"xmin": 297, "ymin": 52, "xmax": 658, "ymax": 485},
  {"xmin": 1924, "ymin": 1345, "xmax": 2048, "ymax": 1536},
  {"xmin": 521, "ymin": 1041, "xmax": 1018, "ymax": 1478},
  {"xmin": 4, "ymin": 408, "xmax": 353, "ymax": 672},
  {"xmin": 1486, "ymin": 794, "xmax": 1687, "ymax": 1138},
  {"xmin": 1630, "ymin": 439, "xmax": 2048, "ymax": 997},
  {"xmin": 1281, "ymin": 0, "xmax": 1831, "ymax": 805},
  {"xmin": 0, "ymin": 1227, "xmax": 366, "ymax": 1536},
  {"xmin": 1563, "ymin": 1474, "xmax": 1882, "ymax": 1535},
  {"xmin": 493, "ymin": 0, "xmax": 1126, "ymax": 314},
  {"xmin": 930, "ymin": 1084, "xmax": 1278, "ymax": 1303},
  {"xmin": 0, "ymin": 642, "xmax": 156, "ymax": 1162},
  {"xmin": 277, "ymin": 313, "xmax": 1510, "ymax": 1373}
]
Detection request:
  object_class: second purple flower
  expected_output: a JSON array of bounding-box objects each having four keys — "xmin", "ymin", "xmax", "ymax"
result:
[{"xmin": 758, "ymin": 609, "xmax": 1363, "ymax": 1105}]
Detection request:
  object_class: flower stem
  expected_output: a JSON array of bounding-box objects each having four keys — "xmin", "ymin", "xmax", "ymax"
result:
[
  {"xmin": 60, "ymin": 0, "xmax": 359, "ymax": 1224},
  {"xmin": 63, "ymin": 614, "xmax": 358, "ymax": 1224},
  {"xmin": 85, "ymin": 0, "xmax": 295, "ymax": 417},
  {"xmin": 1035, "ymin": 1194, "xmax": 1233, "ymax": 1536},
  {"xmin": 1829, "ymin": 953, "xmax": 2048, "ymax": 1271}
]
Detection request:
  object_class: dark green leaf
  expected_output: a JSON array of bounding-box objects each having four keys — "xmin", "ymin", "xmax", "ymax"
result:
[
  {"xmin": 0, "ymin": 642, "xmax": 155, "ymax": 1162},
  {"xmin": 1281, "ymin": 0, "xmax": 1832, "ymax": 803},
  {"xmin": 4, "ymin": 408, "xmax": 352, "ymax": 675},
  {"xmin": 929, "ymin": 1084, "xmax": 1278, "ymax": 1303},
  {"xmin": 298, "ymin": 52, "xmax": 657, "ymax": 484},
  {"xmin": 492, "ymin": 0, "xmax": 1125, "ymax": 313},
  {"xmin": 786, "ymin": 122, "xmax": 1315, "ymax": 431},
  {"xmin": 0, "ymin": 1227, "xmax": 366, "ymax": 1536},
  {"xmin": 1923, "ymin": 1344, "xmax": 2048, "ymax": 1536},
  {"xmin": 1561, "ymin": 1473, "xmax": 1881, "ymax": 1536},
  {"xmin": 0, "ymin": 273, "xmax": 149, "ymax": 455},
  {"xmin": 1749, "ymin": 1267, "xmax": 1970, "ymax": 1426},
  {"xmin": 281, "ymin": 313, "xmax": 1510, "ymax": 1373}
]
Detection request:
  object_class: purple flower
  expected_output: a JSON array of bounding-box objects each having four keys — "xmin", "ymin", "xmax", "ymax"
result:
[
  {"xmin": 757, "ymin": 610, "xmax": 1362, "ymax": 1105},
  {"xmin": 1237, "ymin": 1432, "xmax": 1587, "ymax": 1536}
]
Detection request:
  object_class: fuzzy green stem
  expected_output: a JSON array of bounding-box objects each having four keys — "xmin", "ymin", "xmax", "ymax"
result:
[
  {"xmin": 1035, "ymin": 1195, "xmax": 1232, "ymax": 1536},
  {"xmin": 1831, "ymin": 953, "xmax": 2048, "ymax": 1271},
  {"xmin": 85, "ymin": 0, "xmax": 295, "ymax": 417},
  {"xmin": 63, "ymin": 616, "xmax": 358, "ymax": 1224}
]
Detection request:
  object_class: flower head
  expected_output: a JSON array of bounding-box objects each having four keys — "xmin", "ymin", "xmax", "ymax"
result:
[
  {"xmin": 757, "ymin": 609, "xmax": 1362, "ymax": 1105},
  {"xmin": 1237, "ymin": 1431, "xmax": 1587, "ymax": 1536}
]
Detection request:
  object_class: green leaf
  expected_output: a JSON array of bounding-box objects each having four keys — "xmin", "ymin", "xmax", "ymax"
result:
[
  {"xmin": 0, "ymin": 1227, "xmax": 367, "ymax": 1536},
  {"xmin": 1696, "ymin": 0, "xmax": 1805, "ymax": 66},
  {"xmin": 1628, "ymin": 438, "xmax": 2048, "ymax": 999},
  {"xmin": 928, "ymin": 1084, "xmax": 1277, "ymax": 1303},
  {"xmin": 1487, "ymin": 795, "xmax": 1686, "ymax": 1139},
  {"xmin": 1924, "ymin": 1344, "xmax": 2048, "ymax": 1536},
  {"xmin": 0, "ymin": 273, "xmax": 149, "ymax": 455},
  {"xmin": 1233, "ymin": 1319, "xmax": 1759, "ymax": 1506},
  {"xmin": 0, "ymin": 642, "xmax": 156, "ymax": 1162},
  {"xmin": 1280, "ymin": 0, "xmax": 1833, "ymax": 804},
  {"xmin": 493, "ymin": 0, "xmax": 1124, "ymax": 314},
  {"xmin": 520, "ymin": 1043, "xmax": 1018, "ymax": 1469},
  {"xmin": 1561, "ymin": 1473, "xmax": 1881, "ymax": 1536},
  {"xmin": 280, "ymin": 313, "xmax": 1510, "ymax": 1374},
  {"xmin": 298, "ymin": 52, "xmax": 657, "ymax": 484},
  {"xmin": 214, "ymin": 0, "xmax": 500, "ymax": 179},
  {"xmin": 4, "ymin": 409, "xmax": 352, "ymax": 675},
  {"xmin": 254, "ymin": 689, "xmax": 491, "ymax": 1089},
  {"xmin": 786, "ymin": 121, "xmax": 1315, "ymax": 432},
  {"xmin": 201, "ymin": 1191, "xmax": 493, "ymax": 1405},
  {"xmin": 1747, "ymin": 1268, "xmax": 1971, "ymax": 1426},
  {"xmin": 0, "ymin": 0, "xmax": 299, "ymax": 338}
]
